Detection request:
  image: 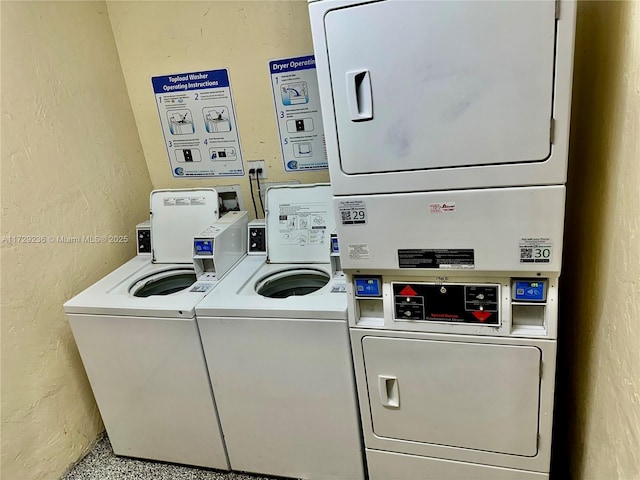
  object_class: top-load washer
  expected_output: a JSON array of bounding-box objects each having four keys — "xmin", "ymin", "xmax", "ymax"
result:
[
  {"xmin": 196, "ymin": 184, "xmax": 365, "ymax": 480},
  {"xmin": 64, "ymin": 189, "xmax": 247, "ymax": 469}
]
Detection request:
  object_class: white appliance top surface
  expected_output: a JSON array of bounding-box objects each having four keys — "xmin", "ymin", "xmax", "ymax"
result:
[
  {"xmin": 63, "ymin": 256, "xmax": 220, "ymax": 319},
  {"xmin": 196, "ymin": 255, "xmax": 347, "ymax": 320},
  {"xmin": 265, "ymin": 184, "xmax": 335, "ymax": 264},
  {"xmin": 151, "ymin": 188, "xmax": 219, "ymax": 264}
]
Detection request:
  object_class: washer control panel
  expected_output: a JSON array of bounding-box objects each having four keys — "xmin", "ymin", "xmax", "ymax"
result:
[
  {"xmin": 136, "ymin": 221, "xmax": 151, "ymax": 255},
  {"xmin": 392, "ymin": 282, "xmax": 499, "ymax": 325},
  {"xmin": 248, "ymin": 220, "xmax": 266, "ymax": 255}
]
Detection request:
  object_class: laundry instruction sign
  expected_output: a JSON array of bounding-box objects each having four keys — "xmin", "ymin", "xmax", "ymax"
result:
[
  {"xmin": 269, "ymin": 55, "xmax": 327, "ymax": 172},
  {"xmin": 152, "ymin": 69, "xmax": 244, "ymax": 178}
]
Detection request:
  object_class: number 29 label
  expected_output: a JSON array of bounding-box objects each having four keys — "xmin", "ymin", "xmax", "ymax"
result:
[{"xmin": 338, "ymin": 200, "xmax": 368, "ymax": 226}]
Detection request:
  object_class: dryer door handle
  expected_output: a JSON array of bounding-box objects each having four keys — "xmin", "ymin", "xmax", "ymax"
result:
[
  {"xmin": 346, "ymin": 70, "xmax": 373, "ymax": 121},
  {"xmin": 378, "ymin": 375, "xmax": 400, "ymax": 408}
]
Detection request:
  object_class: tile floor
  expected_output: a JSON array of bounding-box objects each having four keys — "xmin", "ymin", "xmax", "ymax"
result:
[{"xmin": 62, "ymin": 435, "xmax": 283, "ymax": 480}]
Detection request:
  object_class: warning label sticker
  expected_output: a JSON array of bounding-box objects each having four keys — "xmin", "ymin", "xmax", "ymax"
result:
[
  {"xmin": 398, "ymin": 249, "xmax": 475, "ymax": 269},
  {"xmin": 338, "ymin": 200, "xmax": 367, "ymax": 226},
  {"xmin": 519, "ymin": 238, "xmax": 553, "ymax": 263},
  {"xmin": 348, "ymin": 243, "xmax": 371, "ymax": 260}
]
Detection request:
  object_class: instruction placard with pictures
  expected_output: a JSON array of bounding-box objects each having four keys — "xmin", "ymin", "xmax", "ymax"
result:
[
  {"xmin": 152, "ymin": 69, "xmax": 244, "ymax": 178},
  {"xmin": 269, "ymin": 55, "xmax": 327, "ymax": 172}
]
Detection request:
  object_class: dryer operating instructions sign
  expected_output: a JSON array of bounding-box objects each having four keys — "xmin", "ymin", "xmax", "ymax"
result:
[
  {"xmin": 152, "ymin": 69, "xmax": 244, "ymax": 178},
  {"xmin": 269, "ymin": 55, "xmax": 327, "ymax": 172}
]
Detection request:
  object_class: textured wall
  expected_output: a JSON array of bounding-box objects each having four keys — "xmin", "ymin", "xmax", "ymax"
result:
[
  {"xmin": 106, "ymin": 0, "xmax": 329, "ymax": 213},
  {"xmin": 558, "ymin": 1, "xmax": 640, "ymax": 479},
  {"xmin": 0, "ymin": 2, "xmax": 153, "ymax": 479}
]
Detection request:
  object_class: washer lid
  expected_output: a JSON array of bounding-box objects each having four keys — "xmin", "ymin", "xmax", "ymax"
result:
[
  {"xmin": 150, "ymin": 188, "xmax": 219, "ymax": 264},
  {"xmin": 265, "ymin": 184, "xmax": 335, "ymax": 264}
]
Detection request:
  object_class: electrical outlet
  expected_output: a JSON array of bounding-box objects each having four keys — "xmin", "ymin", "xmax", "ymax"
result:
[{"xmin": 247, "ymin": 160, "xmax": 267, "ymax": 179}]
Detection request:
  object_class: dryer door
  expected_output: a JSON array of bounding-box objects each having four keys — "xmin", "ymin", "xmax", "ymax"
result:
[
  {"xmin": 362, "ymin": 336, "xmax": 541, "ymax": 457},
  {"xmin": 324, "ymin": 0, "xmax": 556, "ymax": 174}
]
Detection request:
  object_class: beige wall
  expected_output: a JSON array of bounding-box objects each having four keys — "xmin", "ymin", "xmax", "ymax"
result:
[
  {"xmin": 0, "ymin": 2, "xmax": 153, "ymax": 479},
  {"xmin": 559, "ymin": 1, "xmax": 640, "ymax": 479},
  {"xmin": 107, "ymin": 0, "xmax": 330, "ymax": 215}
]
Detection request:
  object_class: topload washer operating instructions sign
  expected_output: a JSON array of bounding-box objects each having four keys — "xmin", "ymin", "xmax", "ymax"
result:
[{"xmin": 152, "ymin": 69, "xmax": 244, "ymax": 178}]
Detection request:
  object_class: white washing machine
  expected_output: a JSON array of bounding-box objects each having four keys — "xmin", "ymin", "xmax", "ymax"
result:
[
  {"xmin": 64, "ymin": 189, "xmax": 246, "ymax": 469},
  {"xmin": 195, "ymin": 184, "xmax": 365, "ymax": 480}
]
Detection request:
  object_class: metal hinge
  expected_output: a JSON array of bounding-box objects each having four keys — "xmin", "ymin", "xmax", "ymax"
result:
[
  {"xmin": 555, "ymin": 0, "xmax": 560, "ymax": 19},
  {"xmin": 550, "ymin": 118, "xmax": 555, "ymax": 144}
]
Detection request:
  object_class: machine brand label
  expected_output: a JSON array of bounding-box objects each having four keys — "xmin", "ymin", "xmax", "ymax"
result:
[
  {"xmin": 398, "ymin": 249, "xmax": 475, "ymax": 269},
  {"xmin": 429, "ymin": 202, "xmax": 456, "ymax": 214},
  {"xmin": 519, "ymin": 237, "xmax": 553, "ymax": 264},
  {"xmin": 338, "ymin": 200, "xmax": 367, "ymax": 226},
  {"xmin": 163, "ymin": 197, "xmax": 206, "ymax": 206}
]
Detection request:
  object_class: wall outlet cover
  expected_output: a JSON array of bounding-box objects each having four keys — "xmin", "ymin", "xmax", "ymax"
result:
[{"xmin": 247, "ymin": 160, "xmax": 267, "ymax": 179}]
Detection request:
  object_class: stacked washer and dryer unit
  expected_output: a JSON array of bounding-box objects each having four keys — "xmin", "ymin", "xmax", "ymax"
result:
[{"xmin": 310, "ymin": 1, "xmax": 575, "ymax": 479}]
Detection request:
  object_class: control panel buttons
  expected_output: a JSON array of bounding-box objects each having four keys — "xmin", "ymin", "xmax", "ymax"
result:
[{"xmin": 392, "ymin": 282, "xmax": 500, "ymax": 325}]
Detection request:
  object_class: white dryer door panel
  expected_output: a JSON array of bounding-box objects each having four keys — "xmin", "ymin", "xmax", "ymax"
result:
[
  {"xmin": 325, "ymin": 0, "xmax": 556, "ymax": 174},
  {"xmin": 362, "ymin": 336, "xmax": 541, "ymax": 457}
]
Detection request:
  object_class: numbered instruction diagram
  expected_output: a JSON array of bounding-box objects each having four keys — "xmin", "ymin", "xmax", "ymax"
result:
[
  {"xmin": 269, "ymin": 55, "xmax": 327, "ymax": 172},
  {"xmin": 278, "ymin": 202, "xmax": 328, "ymax": 246},
  {"xmin": 152, "ymin": 69, "xmax": 244, "ymax": 178}
]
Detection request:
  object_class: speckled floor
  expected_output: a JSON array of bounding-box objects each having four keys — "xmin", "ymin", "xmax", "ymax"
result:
[{"xmin": 62, "ymin": 435, "xmax": 285, "ymax": 480}]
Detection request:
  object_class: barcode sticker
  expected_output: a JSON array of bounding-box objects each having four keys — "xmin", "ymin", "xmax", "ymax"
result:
[
  {"xmin": 338, "ymin": 200, "xmax": 367, "ymax": 226},
  {"xmin": 519, "ymin": 238, "xmax": 553, "ymax": 263}
]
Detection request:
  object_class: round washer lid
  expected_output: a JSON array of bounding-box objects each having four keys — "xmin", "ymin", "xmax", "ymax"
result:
[
  {"xmin": 150, "ymin": 188, "xmax": 219, "ymax": 264},
  {"xmin": 265, "ymin": 184, "xmax": 335, "ymax": 264}
]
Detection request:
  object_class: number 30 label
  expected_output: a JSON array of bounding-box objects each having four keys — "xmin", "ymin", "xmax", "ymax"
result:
[{"xmin": 519, "ymin": 238, "xmax": 553, "ymax": 264}]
